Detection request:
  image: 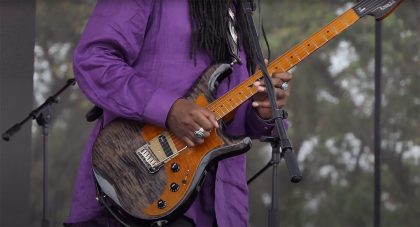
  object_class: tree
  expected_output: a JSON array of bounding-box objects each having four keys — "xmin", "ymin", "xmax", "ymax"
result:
[{"xmin": 248, "ymin": 1, "xmax": 420, "ymax": 226}]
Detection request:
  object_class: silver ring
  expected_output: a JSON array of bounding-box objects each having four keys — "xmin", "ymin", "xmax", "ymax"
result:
[
  {"xmin": 193, "ymin": 127, "xmax": 205, "ymax": 139},
  {"xmin": 280, "ymin": 82, "xmax": 289, "ymax": 91}
]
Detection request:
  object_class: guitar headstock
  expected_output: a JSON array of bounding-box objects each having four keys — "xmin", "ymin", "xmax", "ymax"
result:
[{"xmin": 353, "ymin": 0, "xmax": 405, "ymax": 21}]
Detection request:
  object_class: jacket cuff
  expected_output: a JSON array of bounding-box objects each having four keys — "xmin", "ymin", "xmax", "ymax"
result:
[
  {"xmin": 246, "ymin": 103, "xmax": 289, "ymax": 138},
  {"xmin": 142, "ymin": 88, "xmax": 180, "ymax": 129}
]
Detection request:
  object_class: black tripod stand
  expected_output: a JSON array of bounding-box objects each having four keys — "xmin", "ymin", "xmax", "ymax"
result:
[
  {"xmin": 2, "ymin": 78, "xmax": 76, "ymax": 227},
  {"xmin": 241, "ymin": 1, "xmax": 302, "ymax": 227}
]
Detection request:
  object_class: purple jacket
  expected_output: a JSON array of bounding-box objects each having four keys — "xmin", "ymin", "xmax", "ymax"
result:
[{"xmin": 66, "ymin": 1, "xmax": 273, "ymax": 226}]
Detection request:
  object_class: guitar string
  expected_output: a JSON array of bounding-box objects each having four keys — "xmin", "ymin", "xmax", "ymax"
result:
[
  {"xmin": 182, "ymin": 9, "xmax": 357, "ymax": 137},
  {"xmin": 207, "ymin": 9, "xmax": 359, "ymax": 119},
  {"xmin": 156, "ymin": 8, "xmax": 360, "ymax": 163}
]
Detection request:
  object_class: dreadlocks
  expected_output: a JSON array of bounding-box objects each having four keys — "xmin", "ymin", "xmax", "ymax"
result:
[{"xmin": 188, "ymin": 0, "xmax": 256, "ymax": 73}]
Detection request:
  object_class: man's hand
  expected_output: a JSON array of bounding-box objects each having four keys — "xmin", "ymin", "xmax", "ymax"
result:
[
  {"xmin": 166, "ymin": 99, "xmax": 219, "ymax": 147},
  {"xmin": 252, "ymin": 70, "xmax": 292, "ymax": 120}
]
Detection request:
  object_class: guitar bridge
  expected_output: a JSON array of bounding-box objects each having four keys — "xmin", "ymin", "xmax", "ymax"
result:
[{"xmin": 135, "ymin": 144, "xmax": 163, "ymax": 173}]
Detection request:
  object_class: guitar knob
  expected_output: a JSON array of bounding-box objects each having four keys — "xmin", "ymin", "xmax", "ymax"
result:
[
  {"xmin": 171, "ymin": 163, "xmax": 180, "ymax": 172},
  {"xmin": 157, "ymin": 199, "xmax": 166, "ymax": 209},
  {"xmin": 170, "ymin": 183, "xmax": 180, "ymax": 192}
]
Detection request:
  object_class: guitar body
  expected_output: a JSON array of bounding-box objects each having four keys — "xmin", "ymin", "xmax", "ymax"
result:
[{"xmin": 92, "ymin": 64, "xmax": 252, "ymax": 224}]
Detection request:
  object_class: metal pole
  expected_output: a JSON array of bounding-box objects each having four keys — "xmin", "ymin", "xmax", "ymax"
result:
[
  {"xmin": 41, "ymin": 109, "xmax": 51, "ymax": 227},
  {"xmin": 374, "ymin": 20, "xmax": 382, "ymax": 227}
]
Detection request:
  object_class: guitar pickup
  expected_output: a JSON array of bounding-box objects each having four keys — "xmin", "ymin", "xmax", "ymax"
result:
[{"xmin": 158, "ymin": 135, "xmax": 173, "ymax": 157}]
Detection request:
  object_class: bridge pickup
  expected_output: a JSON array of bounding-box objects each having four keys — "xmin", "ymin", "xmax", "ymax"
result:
[{"xmin": 136, "ymin": 132, "xmax": 179, "ymax": 173}]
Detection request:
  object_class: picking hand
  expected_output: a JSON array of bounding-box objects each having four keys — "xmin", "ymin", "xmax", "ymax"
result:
[{"xmin": 166, "ymin": 99, "xmax": 219, "ymax": 147}]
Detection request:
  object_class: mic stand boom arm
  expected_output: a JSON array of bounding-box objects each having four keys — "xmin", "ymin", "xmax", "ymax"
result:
[{"xmin": 2, "ymin": 78, "xmax": 76, "ymax": 141}]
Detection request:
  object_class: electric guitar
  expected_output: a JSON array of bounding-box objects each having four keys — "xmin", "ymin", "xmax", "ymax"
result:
[{"xmin": 91, "ymin": 0, "xmax": 404, "ymax": 225}]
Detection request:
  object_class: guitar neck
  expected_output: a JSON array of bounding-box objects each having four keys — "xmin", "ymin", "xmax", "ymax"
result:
[{"xmin": 207, "ymin": 8, "xmax": 360, "ymax": 120}]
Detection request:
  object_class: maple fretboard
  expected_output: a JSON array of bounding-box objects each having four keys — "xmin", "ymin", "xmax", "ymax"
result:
[{"xmin": 207, "ymin": 8, "xmax": 360, "ymax": 120}]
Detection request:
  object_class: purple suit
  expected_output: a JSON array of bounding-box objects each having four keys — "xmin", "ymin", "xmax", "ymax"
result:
[{"xmin": 66, "ymin": 1, "xmax": 273, "ymax": 226}]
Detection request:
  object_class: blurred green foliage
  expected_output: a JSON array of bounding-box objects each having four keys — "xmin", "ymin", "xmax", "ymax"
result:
[{"xmin": 33, "ymin": 0, "xmax": 419, "ymax": 226}]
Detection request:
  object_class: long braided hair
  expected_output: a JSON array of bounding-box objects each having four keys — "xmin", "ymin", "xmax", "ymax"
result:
[{"xmin": 188, "ymin": 0, "xmax": 256, "ymax": 72}]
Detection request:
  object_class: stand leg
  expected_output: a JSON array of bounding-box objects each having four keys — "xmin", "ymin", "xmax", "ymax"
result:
[
  {"xmin": 37, "ymin": 110, "xmax": 51, "ymax": 227},
  {"xmin": 42, "ymin": 124, "xmax": 49, "ymax": 227},
  {"xmin": 247, "ymin": 161, "xmax": 273, "ymax": 185},
  {"xmin": 268, "ymin": 146, "xmax": 281, "ymax": 227}
]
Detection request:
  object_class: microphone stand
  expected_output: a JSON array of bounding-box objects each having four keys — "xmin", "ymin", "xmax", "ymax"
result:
[
  {"xmin": 2, "ymin": 78, "xmax": 76, "ymax": 227},
  {"xmin": 373, "ymin": 20, "xmax": 382, "ymax": 227},
  {"xmin": 241, "ymin": 2, "xmax": 302, "ymax": 227}
]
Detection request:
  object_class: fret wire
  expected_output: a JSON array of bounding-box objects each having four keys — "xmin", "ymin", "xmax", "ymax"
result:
[
  {"xmin": 336, "ymin": 18, "xmax": 347, "ymax": 31},
  {"xmin": 243, "ymin": 87, "xmax": 253, "ymax": 97},
  {"xmin": 219, "ymin": 100, "xmax": 231, "ymax": 112},
  {"xmin": 296, "ymin": 45, "xmax": 308, "ymax": 59},
  {"xmin": 274, "ymin": 57, "xmax": 287, "ymax": 68},
  {"xmin": 210, "ymin": 108, "xmax": 222, "ymax": 119},
  {"xmin": 270, "ymin": 62, "xmax": 286, "ymax": 72},
  {"xmin": 224, "ymin": 99, "xmax": 235, "ymax": 110},
  {"xmin": 338, "ymin": 13, "xmax": 350, "ymax": 27},
  {"xmin": 320, "ymin": 33, "xmax": 329, "ymax": 41},
  {"xmin": 310, "ymin": 38, "xmax": 319, "ymax": 48},
  {"xmin": 223, "ymin": 97, "xmax": 236, "ymax": 108},
  {"xmin": 321, "ymin": 32, "xmax": 329, "ymax": 42},
  {"xmin": 340, "ymin": 16, "xmax": 351, "ymax": 27},
  {"xmin": 293, "ymin": 50, "xmax": 302, "ymax": 61},
  {"xmin": 266, "ymin": 9, "xmax": 358, "ymax": 77},
  {"xmin": 325, "ymin": 25, "xmax": 336, "ymax": 37},
  {"xmin": 275, "ymin": 60, "xmax": 289, "ymax": 72},
  {"xmin": 209, "ymin": 81, "xmax": 257, "ymax": 120},
  {"xmin": 279, "ymin": 65, "xmax": 287, "ymax": 71},
  {"xmin": 208, "ymin": 75, "xmax": 260, "ymax": 115},
  {"xmin": 166, "ymin": 13, "xmax": 359, "ymax": 146},
  {"xmin": 306, "ymin": 40, "xmax": 317, "ymax": 52},
  {"xmin": 210, "ymin": 106, "xmax": 222, "ymax": 116},
  {"xmin": 287, "ymin": 55, "xmax": 295, "ymax": 64},
  {"xmin": 301, "ymin": 44, "xmax": 311, "ymax": 56},
  {"xmin": 231, "ymin": 97, "xmax": 239, "ymax": 106},
  {"xmin": 284, "ymin": 57, "xmax": 294, "ymax": 67},
  {"xmin": 245, "ymin": 88, "xmax": 254, "ymax": 98},
  {"xmin": 220, "ymin": 100, "xmax": 233, "ymax": 112},
  {"xmin": 301, "ymin": 43, "xmax": 310, "ymax": 55},
  {"xmin": 331, "ymin": 24, "xmax": 339, "ymax": 34},
  {"xmin": 214, "ymin": 111, "xmax": 222, "ymax": 120}
]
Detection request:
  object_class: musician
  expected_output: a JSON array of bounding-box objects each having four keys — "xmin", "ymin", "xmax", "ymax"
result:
[{"xmin": 65, "ymin": 0, "xmax": 292, "ymax": 226}]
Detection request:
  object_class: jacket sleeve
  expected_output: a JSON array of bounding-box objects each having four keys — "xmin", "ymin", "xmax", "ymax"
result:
[
  {"xmin": 73, "ymin": 0, "xmax": 178, "ymax": 128},
  {"xmin": 245, "ymin": 102, "xmax": 289, "ymax": 139}
]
